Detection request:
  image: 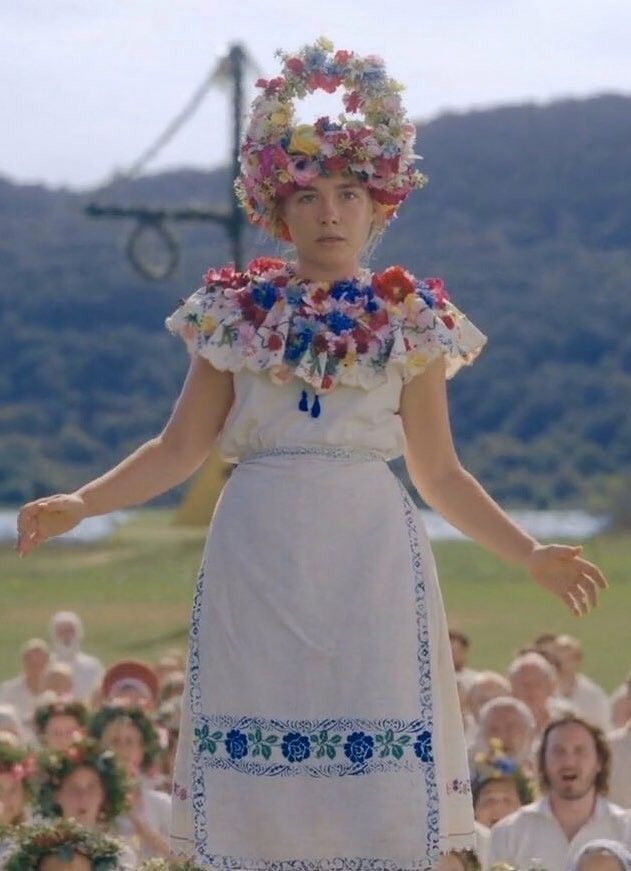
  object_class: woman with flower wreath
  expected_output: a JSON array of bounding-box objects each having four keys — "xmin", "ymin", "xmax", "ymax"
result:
[
  {"xmin": 0, "ymin": 743, "xmax": 36, "ymax": 832},
  {"xmin": 89, "ymin": 705, "xmax": 171, "ymax": 861},
  {"xmin": 35, "ymin": 700, "xmax": 88, "ymax": 753},
  {"xmin": 16, "ymin": 36, "xmax": 609, "ymax": 870},
  {"xmin": 1, "ymin": 818, "xmax": 133, "ymax": 871},
  {"xmin": 34, "ymin": 736, "xmax": 136, "ymax": 868}
]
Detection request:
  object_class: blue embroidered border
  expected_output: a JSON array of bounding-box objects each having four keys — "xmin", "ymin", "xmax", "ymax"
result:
[{"xmin": 184, "ymin": 469, "xmax": 440, "ymax": 869}]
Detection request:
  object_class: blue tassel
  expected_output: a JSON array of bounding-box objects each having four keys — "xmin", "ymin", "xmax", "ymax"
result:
[
  {"xmin": 310, "ymin": 394, "xmax": 321, "ymax": 418},
  {"xmin": 299, "ymin": 389, "xmax": 309, "ymax": 412}
]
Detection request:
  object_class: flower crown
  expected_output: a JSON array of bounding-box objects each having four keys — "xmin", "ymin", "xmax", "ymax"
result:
[
  {"xmin": 89, "ymin": 704, "xmax": 160, "ymax": 772},
  {"xmin": 234, "ymin": 36, "xmax": 428, "ymax": 239},
  {"xmin": 37, "ymin": 736, "xmax": 130, "ymax": 822},
  {"xmin": 471, "ymin": 738, "xmax": 536, "ymax": 806},
  {"xmin": 0, "ymin": 744, "xmax": 37, "ymax": 797},
  {"xmin": 139, "ymin": 860, "xmax": 206, "ymax": 871},
  {"xmin": 35, "ymin": 699, "xmax": 89, "ymax": 736},
  {"xmin": 2, "ymin": 818, "xmax": 125, "ymax": 871}
]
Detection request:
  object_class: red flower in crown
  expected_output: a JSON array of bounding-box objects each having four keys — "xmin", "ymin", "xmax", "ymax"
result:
[
  {"xmin": 372, "ymin": 266, "xmax": 416, "ymax": 304},
  {"xmin": 286, "ymin": 57, "xmax": 305, "ymax": 76}
]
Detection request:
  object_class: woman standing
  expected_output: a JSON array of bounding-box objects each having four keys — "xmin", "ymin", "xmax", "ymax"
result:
[{"xmin": 16, "ymin": 37, "xmax": 608, "ymax": 869}]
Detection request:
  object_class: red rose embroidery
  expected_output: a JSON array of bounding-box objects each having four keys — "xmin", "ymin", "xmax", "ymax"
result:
[{"xmin": 267, "ymin": 333, "xmax": 283, "ymax": 351}]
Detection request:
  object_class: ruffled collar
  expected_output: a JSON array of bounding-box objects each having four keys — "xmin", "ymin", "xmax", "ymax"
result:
[{"xmin": 169, "ymin": 256, "xmax": 474, "ymax": 408}]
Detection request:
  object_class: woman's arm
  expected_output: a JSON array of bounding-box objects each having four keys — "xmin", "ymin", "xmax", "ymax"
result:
[
  {"xmin": 16, "ymin": 357, "xmax": 234, "ymax": 555},
  {"xmin": 399, "ymin": 355, "xmax": 607, "ymax": 614},
  {"xmin": 75, "ymin": 355, "xmax": 234, "ymax": 517}
]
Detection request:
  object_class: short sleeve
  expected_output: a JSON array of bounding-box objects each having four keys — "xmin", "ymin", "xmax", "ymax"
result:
[{"xmin": 397, "ymin": 278, "xmax": 487, "ymax": 383}]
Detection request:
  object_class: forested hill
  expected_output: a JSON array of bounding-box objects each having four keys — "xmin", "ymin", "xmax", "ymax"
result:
[{"xmin": 1, "ymin": 93, "xmax": 630, "ymax": 508}]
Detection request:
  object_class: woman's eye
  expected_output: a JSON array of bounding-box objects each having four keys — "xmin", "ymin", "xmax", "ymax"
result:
[{"xmin": 343, "ymin": 191, "xmax": 358, "ymax": 199}]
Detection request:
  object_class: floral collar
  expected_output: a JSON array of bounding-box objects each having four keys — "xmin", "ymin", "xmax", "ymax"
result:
[{"xmin": 167, "ymin": 256, "xmax": 484, "ymax": 417}]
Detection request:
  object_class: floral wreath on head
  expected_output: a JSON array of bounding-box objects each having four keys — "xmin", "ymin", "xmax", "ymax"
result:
[
  {"xmin": 0, "ymin": 743, "xmax": 37, "ymax": 801},
  {"xmin": 34, "ymin": 699, "xmax": 89, "ymax": 737},
  {"xmin": 471, "ymin": 738, "xmax": 536, "ymax": 806},
  {"xmin": 234, "ymin": 36, "xmax": 428, "ymax": 239},
  {"xmin": 89, "ymin": 704, "xmax": 160, "ymax": 772},
  {"xmin": 36, "ymin": 736, "xmax": 130, "ymax": 822},
  {"xmin": 2, "ymin": 818, "xmax": 126, "ymax": 871}
]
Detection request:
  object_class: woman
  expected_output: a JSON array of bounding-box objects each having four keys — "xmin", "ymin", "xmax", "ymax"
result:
[
  {"xmin": 34, "ymin": 700, "xmax": 88, "ymax": 752},
  {"xmin": 16, "ymin": 37, "xmax": 608, "ymax": 869},
  {"xmin": 0, "ymin": 743, "xmax": 35, "ymax": 827},
  {"xmin": 90, "ymin": 704, "xmax": 171, "ymax": 861}
]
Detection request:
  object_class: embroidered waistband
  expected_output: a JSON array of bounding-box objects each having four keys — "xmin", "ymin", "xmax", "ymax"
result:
[{"xmin": 239, "ymin": 445, "xmax": 387, "ymax": 464}]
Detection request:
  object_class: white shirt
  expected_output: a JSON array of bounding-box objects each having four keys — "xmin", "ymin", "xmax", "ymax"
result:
[
  {"xmin": 488, "ymin": 795, "xmax": 631, "ymax": 870},
  {"xmin": 51, "ymin": 650, "xmax": 104, "ymax": 701},
  {"xmin": 474, "ymin": 820, "xmax": 490, "ymax": 869},
  {"xmin": 0, "ymin": 675, "xmax": 40, "ymax": 738},
  {"xmin": 608, "ymin": 723, "xmax": 631, "ymax": 809},
  {"xmin": 562, "ymin": 673, "xmax": 611, "ymax": 732},
  {"xmin": 115, "ymin": 781, "xmax": 172, "ymax": 861}
]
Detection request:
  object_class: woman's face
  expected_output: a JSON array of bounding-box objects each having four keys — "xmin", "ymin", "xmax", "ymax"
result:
[
  {"xmin": 43, "ymin": 714, "xmax": 83, "ymax": 751},
  {"xmin": 474, "ymin": 778, "xmax": 522, "ymax": 828},
  {"xmin": 0, "ymin": 771, "xmax": 26, "ymax": 824},
  {"xmin": 39, "ymin": 854, "xmax": 92, "ymax": 871},
  {"xmin": 54, "ymin": 764, "xmax": 105, "ymax": 828},
  {"xmin": 280, "ymin": 174, "xmax": 379, "ymax": 272},
  {"xmin": 578, "ymin": 853, "xmax": 624, "ymax": 871},
  {"xmin": 100, "ymin": 718, "xmax": 144, "ymax": 776}
]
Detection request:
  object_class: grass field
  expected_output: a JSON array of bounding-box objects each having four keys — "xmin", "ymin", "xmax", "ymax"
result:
[{"xmin": 1, "ymin": 510, "xmax": 628, "ymax": 691}]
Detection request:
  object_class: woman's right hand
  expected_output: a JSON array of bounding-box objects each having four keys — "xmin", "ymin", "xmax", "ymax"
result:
[{"xmin": 15, "ymin": 493, "xmax": 88, "ymax": 557}]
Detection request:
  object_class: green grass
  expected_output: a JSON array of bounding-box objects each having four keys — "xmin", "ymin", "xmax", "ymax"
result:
[{"xmin": 1, "ymin": 511, "xmax": 628, "ymax": 691}]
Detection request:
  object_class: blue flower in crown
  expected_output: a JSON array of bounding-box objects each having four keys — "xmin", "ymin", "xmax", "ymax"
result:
[
  {"xmin": 343, "ymin": 731, "xmax": 374, "ymax": 764},
  {"xmin": 224, "ymin": 729, "xmax": 248, "ymax": 760},
  {"xmin": 251, "ymin": 281, "xmax": 278, "ymax": 310},
  {"xmin": 281, "ymin": 732, "xmax": 311, "ymax": 763},
  {"xmin": 413, "ymin": 730, "xmax": 433, "ymax": 762}
]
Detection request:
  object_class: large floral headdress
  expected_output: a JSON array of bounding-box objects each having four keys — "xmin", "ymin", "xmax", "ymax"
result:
[
  {"xmin": 234, "ymin": 36, "xmax": 428, "ymax": 239},
  {"xmin": 2, "ymin": 818, "xmax": 126, "ymax": 871},
  {"xmin": 471, "ymin": 738, "xmax": 536, "ymax": 806}
]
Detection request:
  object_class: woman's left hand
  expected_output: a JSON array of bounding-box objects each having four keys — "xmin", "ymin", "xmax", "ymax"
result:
[{"xmin": 525, "ymin": 543, "xmax": 608, "ymax": 616}]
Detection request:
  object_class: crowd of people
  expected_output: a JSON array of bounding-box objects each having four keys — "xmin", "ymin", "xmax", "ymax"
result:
[{"xmin": 0, "ymin": 612, "xmax": 628, "ymax": 869}]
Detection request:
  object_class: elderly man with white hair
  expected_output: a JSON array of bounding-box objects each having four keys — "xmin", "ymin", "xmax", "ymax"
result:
[
  {"xmin": 49, "ymin": 611, "xmax": 104, "ymax": 702},
  {"xmin": 508, "ymin": 650, "xmax": 572, "ymax": 735},
  {"xmin": 474, "ymin": 695, "xmax": 537, "ymax": 775}
]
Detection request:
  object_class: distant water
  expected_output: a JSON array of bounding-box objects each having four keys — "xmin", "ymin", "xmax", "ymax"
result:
[
  {"xmin": 1, "ymin": 510, "xmax": 131, "ymax": 545},
  {"xmin": 0, "ymin": 507, "xmax": 610, "ymax": 545}
]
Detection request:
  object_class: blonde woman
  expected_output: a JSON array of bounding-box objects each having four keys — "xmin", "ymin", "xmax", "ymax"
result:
[{"xmin": 16, "ymin": 37, "xmax": 608, "ymax": 870}]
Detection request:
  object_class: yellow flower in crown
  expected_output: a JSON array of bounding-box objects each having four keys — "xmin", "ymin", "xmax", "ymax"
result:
[
  {"xmin": 201, "ymin": 315, "xmax": 217, "ymax": 334},
  {"xmin": 270, "ymin": 105, "xmax": 293, "ymax": 128},
  {"xmin": 288, "ymin": 124, "xmax": 321, "ymax": 157}
]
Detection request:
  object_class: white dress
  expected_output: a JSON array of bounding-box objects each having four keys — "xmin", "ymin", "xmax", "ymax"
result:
[{"xmin": 165, "ymin": 259, "xmax": 487, "ymax": 870}]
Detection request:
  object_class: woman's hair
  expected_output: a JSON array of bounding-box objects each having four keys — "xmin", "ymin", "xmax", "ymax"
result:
[{"xmin": 537, "ymin": 713, "xmax": 611, "ymax": 795}]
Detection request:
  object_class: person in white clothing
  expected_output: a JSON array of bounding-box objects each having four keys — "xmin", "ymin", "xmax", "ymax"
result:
[
  {"xmin": 90, "ymin": 704, "xmax": 171, "ymax": 860},
  {"xmin": 610, "ymin": 675, "xmax": 631, "ymax": 730},
  {"xmin": 488, "ymin": 713, "xmax": 631, "ymax": 869},
  {"xmin": 49, "ymin": 610, "xmax": 105, "ymax": 701},
  {"xmin": 508, "ymin": 650, "xmax": 566, "ymax": 735},
  {"xmin": 608, "ymin": 722, "xmax": 631, "ymax": 809},
  {"xmin": 0, "ymin": 638, "xmax": 50, "ymax": 741},
  {"xmin": 569, "ymin": 837, "xmax": 631, "ymax": 870},
  {"xmin": 552, "ymin": 634, "xmax": 611, "ymax": 732},
  {"xmin": 470, "ymin": 696, "xmax": 537, "ymax": 775}
]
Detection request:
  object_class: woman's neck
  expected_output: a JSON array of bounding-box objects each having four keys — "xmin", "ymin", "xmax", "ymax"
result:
[{"xmin": 290, "ymin": 256, "xmax": 365, "ymax": 283}]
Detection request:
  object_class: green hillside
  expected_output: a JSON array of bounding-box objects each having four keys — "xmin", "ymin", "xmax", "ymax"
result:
[{"xmin": 1, "ymin": 93, "xmax": 630, "ymax": 508}]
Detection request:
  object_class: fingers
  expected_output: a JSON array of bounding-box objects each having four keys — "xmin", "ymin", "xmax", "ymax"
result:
[
  {"xmin": 562, "ymin": 589, "xmax": 583, "ymax": 618},
  {"xmin": 577, "ymin": 557, "xmax": 609, "ymax": 590}
]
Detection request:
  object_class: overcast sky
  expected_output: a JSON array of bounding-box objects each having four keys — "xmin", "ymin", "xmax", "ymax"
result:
[{"xmin": 2, "ymin": 0, "xmax": 630, "ymax": 191}]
